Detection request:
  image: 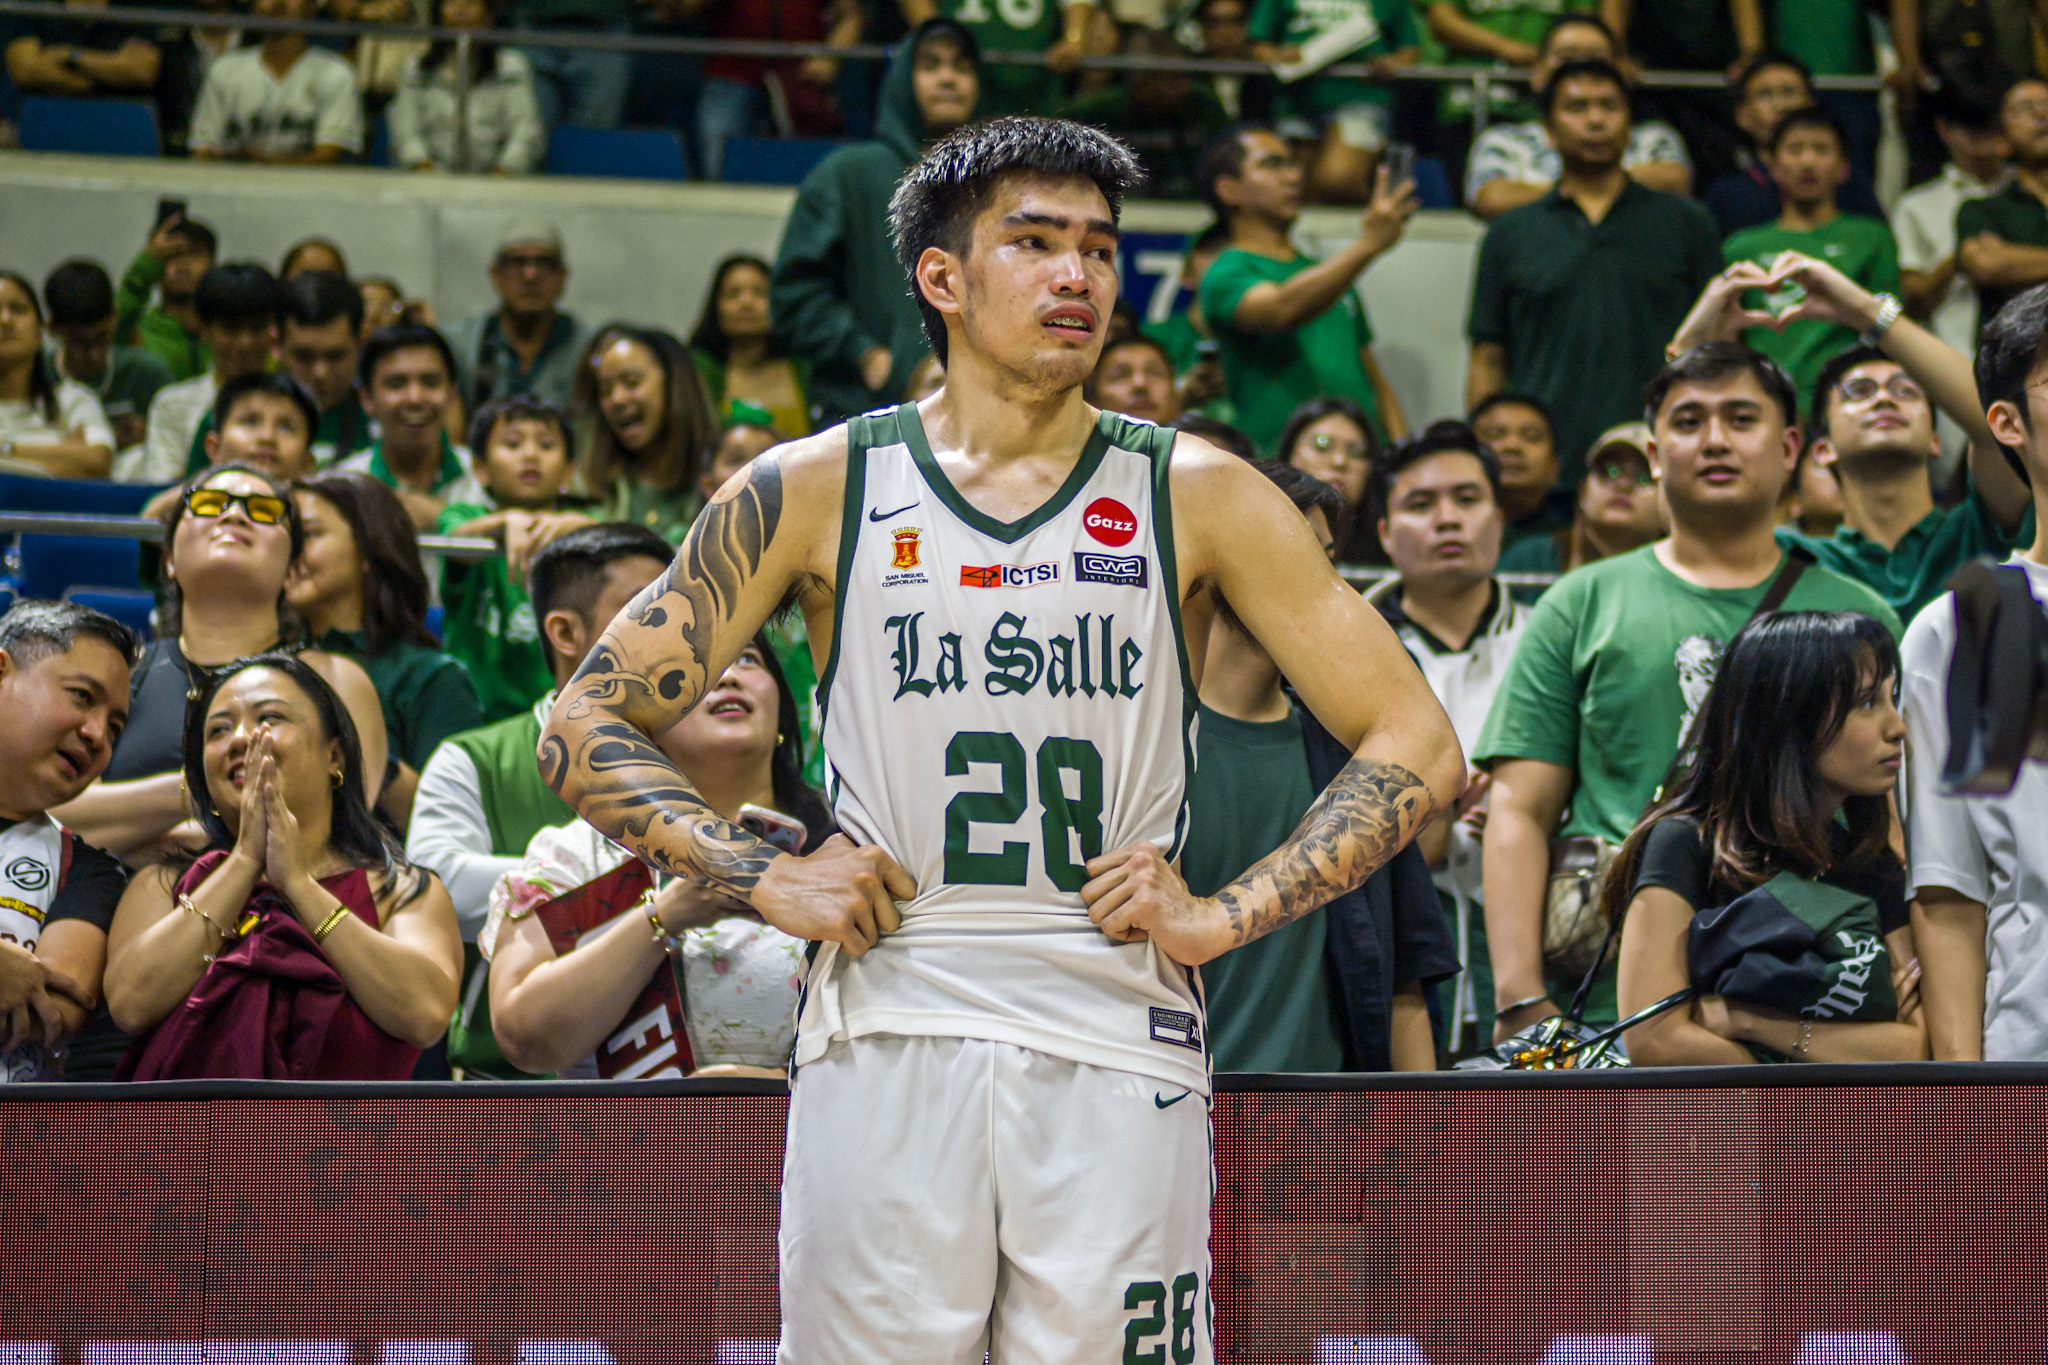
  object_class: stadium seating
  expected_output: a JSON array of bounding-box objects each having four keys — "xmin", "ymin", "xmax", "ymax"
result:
[
  {"xmin": 0, "ymin": 472, "xmax": 166, "ymax": 519},
  {"xmin": 720, "ymin": 137, "xmax": 848, "ymax": 186},
  {"xmin": 64, "ymin": 588, "xmax": 155, "ymax": 638},
  {"xmin": 546, "ymin": 127, "xmax": 688, "ymax": 181},
  {"xmin": 18, "ymin": 97, "xmax": 160, "ymax": 157},
  {"xmin": 17, "ymin": 535, "xmax": 144, "ymax": 602}
]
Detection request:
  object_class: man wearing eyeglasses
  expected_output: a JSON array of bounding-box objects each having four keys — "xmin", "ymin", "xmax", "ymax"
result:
[
  {"xmin": 1671, "ymin": 249, "xmax": 2030, "ymax": 623},
  {"xmin": 443, "ymin": 221, "xmax": 589, "ymax": 416}
]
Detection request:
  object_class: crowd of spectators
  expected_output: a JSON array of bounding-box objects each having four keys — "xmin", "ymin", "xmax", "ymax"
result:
[{"xmin": 10, "ymin": 1, "xmax": 2048, "ymax": 1082}]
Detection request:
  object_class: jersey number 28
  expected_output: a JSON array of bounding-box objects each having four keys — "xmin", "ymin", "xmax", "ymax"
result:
[{"xmin": 943, "ymin": 730, "xmax": 1104, "ymax": 890}]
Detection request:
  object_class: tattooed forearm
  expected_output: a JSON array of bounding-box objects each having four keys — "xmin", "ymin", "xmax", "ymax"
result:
[
  {"xmin": 539, "ymin": 455, "xmax": 789, "ymax": 898},
  {"xmin": 1214, "ymin": 757, "xmax": 1437, "ymax": 948}
]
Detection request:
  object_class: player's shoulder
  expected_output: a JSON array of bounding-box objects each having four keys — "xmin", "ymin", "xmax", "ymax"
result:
[
  {"xmin": 1164, "ymin": 435, "xmax": 1307, "ymax": 538},
  {"xmin": 707, "ymin": 422, "xmax": 851, "ymax": 516}
]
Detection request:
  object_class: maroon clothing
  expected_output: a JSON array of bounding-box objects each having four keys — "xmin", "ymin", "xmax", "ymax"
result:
[
  {"xmin": 705, "ymin": 0, "xmax": 841, "ymax": 134},
  {"xmin": 118, "ymin": 851, "xmax": 422, "ymax": 1081}
]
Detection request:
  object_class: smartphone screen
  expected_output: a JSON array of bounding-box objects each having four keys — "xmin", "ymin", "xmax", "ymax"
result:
[
  {"xmin": 1384, "ymin": 143, "xmax": 1416, "ymax": 189},
  {"xmin": 739, "ymin": 803, "xmax": 808, "ymax": 856}
]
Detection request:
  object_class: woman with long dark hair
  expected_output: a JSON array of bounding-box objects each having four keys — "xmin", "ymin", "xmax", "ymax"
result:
[
  {"xmin": 56, "ymin": 464, "xmax": 389, "ymax": 868},
  {"xmin": 104, "ymin": 653, "xmax": 461, "ymax": 1078},
  {"xmin": 286, "ymin": 469, "xmax": 484, "ymax": 830},
  {"xmin": 1276, "ymin": 395, "xmax": 1382, "ymax": 565},
  {"xmin": 482, "ymin": 631, "xmax": 831, "ymax": 1077},
  {"xmin": 573, "ymin": 324, "xmax": 720, "ymax": 545},
  {"xmin": 0, "ymin": 270, "xmax": 115, "ymax": 478},
  {"xmin": 689, "ymin": 254, "xmax": 812, "ymax": 438},
  {"xmin": 1610, "ymin": 611, "xmax": 1926, "ymax": 1066}
]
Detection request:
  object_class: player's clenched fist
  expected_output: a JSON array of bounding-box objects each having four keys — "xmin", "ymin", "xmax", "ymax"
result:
[
  {"xmin": 752, "ymin": 834, "xmax": 916, "ymax": 958},
  {"xmin": 1081, "ymin": 843, "xmax": 1234, "ymax": 967}
]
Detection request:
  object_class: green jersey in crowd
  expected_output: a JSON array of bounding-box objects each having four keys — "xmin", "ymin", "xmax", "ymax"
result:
[
  {"xmin": 1725, "ymin": 215, "xmax": 1900, "ymax": 412},
  {"xmin": 938, "ymin": 0, "xmax": 1073, "ymax": 115},
  {"xmin": 1431, "ymin": 0, "xmax": 1594, "ymax": 123},
  {"xmin": 1249, "ymin": 0, "xmax": 1418, "ymax": 119},
  {"xmin": 1473, "ymin": 545, "xmax": 1902, "ymax": 1021},
  {"xmin": 437, "ymin": 502, "xmax": 557, "ymax": 726},
  {"xmin": 1180, "ymin": 703, "xmax": 1348, "ymax": 1072},
  {"xmin": 309, "ymin": 627, "xmax": 486, "ymax": 772},
  {"xmin": 1199, "ymin": 247, "xmax": 1382, "ymax": 454},
  {"xmin": 1769, "ymin": 0, "xmax": 1873, "ymax": 75}
]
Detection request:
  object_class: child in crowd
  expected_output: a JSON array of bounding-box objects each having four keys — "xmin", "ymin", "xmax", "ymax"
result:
[
  {"xmin": 439, "ymin": 395, "xmax": 593, "ymax": 724},
  {"xmin": 140, "ymin": 372, "xmax": 321, "ymax": 519},
  {"xmin": 1611, "ymin": 611, "xmax": 1925, "ymax": 1066}
]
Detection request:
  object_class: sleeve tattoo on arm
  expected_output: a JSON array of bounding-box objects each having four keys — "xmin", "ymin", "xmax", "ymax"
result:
[
  {"xmin": 539, "ymin": 457, "xmax": 787, "ymax": 897},
  {"xmin": 1215, "ymin": 756, "xmax": 1436, "ymax": 948}
]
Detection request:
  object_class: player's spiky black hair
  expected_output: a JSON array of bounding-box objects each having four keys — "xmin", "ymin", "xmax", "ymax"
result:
[{"xmin": 888, "ymin": 116, "xmax": 1146, "ymax": 366}]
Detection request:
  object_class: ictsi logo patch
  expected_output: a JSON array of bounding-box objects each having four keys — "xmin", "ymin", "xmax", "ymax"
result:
[
  {"xmin": 1083, "ymin": 497, "xmax": 1137, "ymax": 547},
  {"xmin": 960, "ymin": 562, "xmax": 1060, "ymax": 588}
]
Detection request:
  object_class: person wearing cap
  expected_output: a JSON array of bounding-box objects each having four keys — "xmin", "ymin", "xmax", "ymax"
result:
[
  {"xmin": 1496, "ymin": 422, "xmax": 1665, "ymax": 584},
  {"xmin": 1359, "ymin": 419, "xmax": 1530, "ymax": 1057},
  {"xmin": 442, "ymin": 221, "xmax": 589, "ymax": 416},
  {"xmin": 1670, "ymin": 247, "xmax": 2031, "ymax": 625}
]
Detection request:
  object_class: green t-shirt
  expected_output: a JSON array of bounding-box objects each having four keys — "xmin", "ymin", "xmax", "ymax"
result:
[
  {"xmin": 939, "ymin": 0, "xmax": 1067, "ymax": 115},
  {"xmin": 600, "ymin": 477, "xmax": 701, "ymax": 548},
  {"xmin": 1473, "ymin": 544, "xmax": 1904, "ymax": 850},
  {"xmin": 1724, "ymin": 215, "xmax": 1900, "ymax": 413},
  {"xmin": 1776, "ymin": 494, "xmax": 2034, "ymax": 627},
  {"xmin": 310, "ymin": 628, "xmax": 486, "ymax": 770},
  {"xmin": 1200, "ymin": 247, "xmax": 1380, "ymax": 455},
  {"xmin": 60, "ymin": 343, "xmax": 172, "ymax": 428},
  {"xmin": 436, "ymin": 502, "xmax": 556, "ymax": 726},
  {"xmin": 1180, "ymin": 704, "xmax": 1346, "ymax": 1073},
  {"xmin": 1956, "ymin": 180, "xmax": 2048, "ymax": 327},
  {"xmin": 1435, "ymin": 0, "xmax": 1594, "ymax": 122},
  {"xmin": 1145, "ymin": 311, "xmax": 1206, "ymax": 375},
  {"xmin": 1769, "ymin": 0, "xmax": 1873, "ymax": 75},
  {"xmin": 1248, "ymin": 0, "xmax": 1418, "ymax": 115}
]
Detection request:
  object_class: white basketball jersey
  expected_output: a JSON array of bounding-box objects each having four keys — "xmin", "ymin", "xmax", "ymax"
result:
[
  {"xmin": 0, "ymin": 814, "xmax": 70, "ymax": 1083},
  {"xmin": 796, "ymin": 403, "xmax": 1209, "ymax": 1092}
]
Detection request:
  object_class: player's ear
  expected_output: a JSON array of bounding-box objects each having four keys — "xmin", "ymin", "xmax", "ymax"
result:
[{"xmin": 915, "ymin": 246, "xmax": 965, "ymax": 321}]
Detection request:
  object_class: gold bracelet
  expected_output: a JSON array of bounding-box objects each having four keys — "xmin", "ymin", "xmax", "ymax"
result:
[
  {"xmin": 312, "ymin": 903, "xmax": 352, "ymax": 943},
  {"xmin": 177, "ymin": 892, "xmax": 234, "ymax": 937}
]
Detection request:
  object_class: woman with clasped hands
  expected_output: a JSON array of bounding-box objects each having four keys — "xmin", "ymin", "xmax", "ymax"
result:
[{"xmin": 104, "ymin": 654, "xmax": 460, "ymax": 1078}]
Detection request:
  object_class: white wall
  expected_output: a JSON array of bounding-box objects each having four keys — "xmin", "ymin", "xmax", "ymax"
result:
[{"xmin": 0, "ymin": 150, "xmax": 1485, "ymax": 428}]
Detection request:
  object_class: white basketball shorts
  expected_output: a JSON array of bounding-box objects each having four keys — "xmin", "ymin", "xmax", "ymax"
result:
[{"xmin": 776, "ymin": 1034, "xmax": 1214, "ymax": 1365}]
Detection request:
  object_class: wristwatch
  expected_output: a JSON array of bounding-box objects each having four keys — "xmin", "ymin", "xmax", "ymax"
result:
[{"xmin": 1860, "ymin": 293, "xmax": 1903, "ymax": 348}]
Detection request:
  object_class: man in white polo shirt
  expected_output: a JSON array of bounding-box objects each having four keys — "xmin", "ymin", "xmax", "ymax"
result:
[
  {"xmin": 189, "ymin": 0, "xmax": 360, "ymax": 163},
  {"xmin": 1904, "ymin": 282, "xmax": 2048, "ymax": 1061}
]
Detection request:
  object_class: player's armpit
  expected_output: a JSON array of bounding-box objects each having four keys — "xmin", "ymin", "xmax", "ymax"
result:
[{"xmin": 539, "ymin": 444, "xmax": 839, "ymax": 899}]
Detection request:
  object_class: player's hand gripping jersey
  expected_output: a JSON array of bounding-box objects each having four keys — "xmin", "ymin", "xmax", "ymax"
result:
[{"xmin": 800, "ymin": 403, "xmax": 1209, "ymax": 1092}]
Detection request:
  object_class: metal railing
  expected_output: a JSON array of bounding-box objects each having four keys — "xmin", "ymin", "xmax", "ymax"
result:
[
  {"xmin": 0, "ymin": 510, "xmax": 1561, "ymax": 586},
  {"xmin": 0, "ymin": 0, "xmax": 1884, "ymax": 148}
]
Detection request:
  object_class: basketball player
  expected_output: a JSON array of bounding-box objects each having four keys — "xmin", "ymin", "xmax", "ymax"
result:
[{"xmin": 540, "ymin": 117, "xmax": 1462, "ymax": 1363}]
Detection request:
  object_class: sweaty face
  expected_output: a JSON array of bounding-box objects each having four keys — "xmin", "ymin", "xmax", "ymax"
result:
[
  {"xmin": 946, "ymin": 175, "xmax": 1122, "ymax": 393},
  {"xmin": 282, "ymin": 316, "xmax": 359, "ymax": 412},
  {"xmin": 595, "ymin": 337, "xmax": 668, "ymax": 454},
  {"xmin": 1649, "ymin": 373, "xmax": 1797, "ymax": 525},
  {"xmin": 1821, "ymin": 359, "xmax": 1936, "ymax": 467},
  {"xmin": 1288, "ymin": 414, "xmax": 1370, "ymax": 508},
  {"xmin": 1377, "ymin": 451, "xmax": 1502, "ymax": 589},
  {"xmin": 912, "ymin": 38, "xmax": 978, "ymax": 133},
  {"xmin": 714, "ymin": 263, "xmax": 772, "ymax": 342},
  {"xmin": 1472, "ymin": 402, "xmax": 1556, "ymax": 502},
  {"xmin": 1768, "ymin": 125, "xmax": 1848, "ymax": 205},
  {"xmin": 1546, "ymin": 74, "xmax": 1629, "ymax": 167},
  {"xmin": 482, "ymin": 416, "xmax": 572, "ymax": 510},
  {"xmin": 361, "ymin": 344, "xmax": 452, "ymax": 448},
  {"xmin": 0, "ymin": 640, "xmax": 129, "ymax": 816},
  {"xmin": 212, "ymin": 392, "xmax": 313, "ymax": 479},
  {"xmin": 1813, "ymin": 667, "xmax": 1905, "ymax": 799},
  {"xmin": 1094, "ymin": 342, "xmax": 1178, "ymax": 425}
]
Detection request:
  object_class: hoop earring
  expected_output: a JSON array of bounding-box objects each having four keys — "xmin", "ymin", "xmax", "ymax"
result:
[
  {"xmin": 777, "ymin": 733, "xmax": 786, "ymax": 746},
  {"xmin": 331, "ymin": 769, "xmax": 345, "ymax": 789}
]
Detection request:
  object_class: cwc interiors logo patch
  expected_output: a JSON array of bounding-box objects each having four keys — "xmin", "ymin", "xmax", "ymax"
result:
[
  {"xmin": 1073, "ymin": 552, "xmax": 1146, "ymax": 587},
  {"xmin": 1084, "ymin": 497, "xmax": 1138, "ymax": 547}
]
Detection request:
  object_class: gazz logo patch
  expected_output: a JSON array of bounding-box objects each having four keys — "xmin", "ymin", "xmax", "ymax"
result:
[
  {"xmin": 1072, "ymin": 552, "xmax": 1147, "ymax": 587},
  {"xmin": 960, "ymin": 562, "xmax": 1060, "ymax": 589}
]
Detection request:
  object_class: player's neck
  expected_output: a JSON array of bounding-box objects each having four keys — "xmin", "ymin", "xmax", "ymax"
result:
[
  {"xmin": 924, "ymin": 353, "xmax": 1098, "ymax": 469},
  {"xmin": 1198, "ymin": 628, "xmax": 1289, "ymax": 723}
]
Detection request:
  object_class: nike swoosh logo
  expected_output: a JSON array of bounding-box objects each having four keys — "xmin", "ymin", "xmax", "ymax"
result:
[
  {"xmin": 869, "ymin": 502, "xmax": 919, "ymax": 521},
  {"xmin": 1154, "ymin": 1091, "xmax": 1190, "ymax": 1109}
]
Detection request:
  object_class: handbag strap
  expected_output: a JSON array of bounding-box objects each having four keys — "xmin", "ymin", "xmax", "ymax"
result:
[{"xmin": 1562, "ymin": 546, "xmax": 1816, "ymax": 1022}]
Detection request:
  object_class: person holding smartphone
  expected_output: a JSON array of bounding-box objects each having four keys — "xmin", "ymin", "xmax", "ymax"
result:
[{"xmin": 480, "ymin": 632, "xmax": 833, "ymax": 1077}]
